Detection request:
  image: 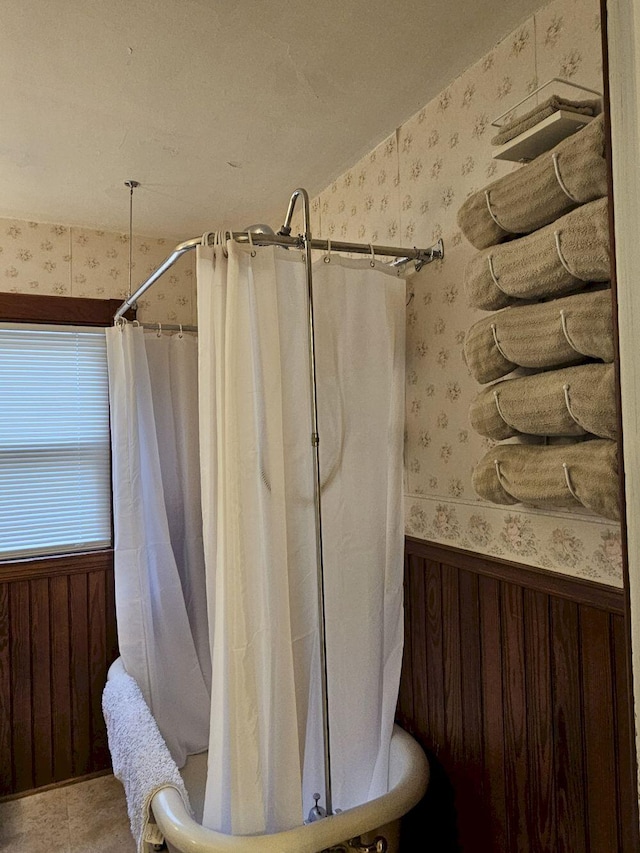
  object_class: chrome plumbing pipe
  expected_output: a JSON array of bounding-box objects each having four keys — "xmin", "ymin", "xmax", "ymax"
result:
[
  {"xmin": 293, "ymin": 187, "xmax": 334, "ymax": 820},
  {"xmin": 113, "ymin": 228, "xmax": 443, "ymax": 322}
]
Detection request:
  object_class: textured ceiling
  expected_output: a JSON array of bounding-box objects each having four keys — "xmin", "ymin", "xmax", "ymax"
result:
[{"xmin": 0, "ymin": 0, "xmax": 544, "ymax": 238}]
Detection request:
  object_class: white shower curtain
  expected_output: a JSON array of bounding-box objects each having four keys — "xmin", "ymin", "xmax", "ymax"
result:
[
  {"xmin": 313, "ymin": 258, "xmax": 406, "ymax": 810},
  {"xmin": 197, "ymin": 240, "xmax": 405, "ymax": 834},
  {"xmin": 106, "ymin": 326, "xmax": 211, "ymax": 766}
]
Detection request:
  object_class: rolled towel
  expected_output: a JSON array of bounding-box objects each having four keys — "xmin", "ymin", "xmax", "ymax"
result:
[
  {"xmin": 102, "ymin": 666, "xmax": 192, "ymax": 853},
  {"xmin": 491, "ymin": 95, "xmax": 601, "ymax": 146},
  {"xmin": 472, "ymin": 439, "xmax": 619, "ymax": 520},
  {"xmin": 464, "ymin": 287, "xmax": 614, "ymax": 384},
  {"xmin": 469, "ymin": 363, "xmax": 616, "ymax": 440},
  {"xmin": 457, "ymin": 114, "xmax": 607, "ymax": 249},
  {"xmin": 464, "ymin": 197, "xmax": 610, "ymax": 311}
]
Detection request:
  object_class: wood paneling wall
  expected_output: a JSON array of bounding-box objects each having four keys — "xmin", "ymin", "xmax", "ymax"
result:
[
  {"xmin": 0, "ymin": 552, "xmax": 118, "ymax": 796},
  {"xmin": 398, "ymin": 537, "xmax": 639, "ymax": 853}
]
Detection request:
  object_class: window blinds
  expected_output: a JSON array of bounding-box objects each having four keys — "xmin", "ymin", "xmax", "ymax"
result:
[{"xmin": 0, "ymin": 323, "xmax": 111, "ymax": 560}]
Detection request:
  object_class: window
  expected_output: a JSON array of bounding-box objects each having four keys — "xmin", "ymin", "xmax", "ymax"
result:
[{"xmin": 0, "ymin": 322, "xmax": 111, "ymax": 560}]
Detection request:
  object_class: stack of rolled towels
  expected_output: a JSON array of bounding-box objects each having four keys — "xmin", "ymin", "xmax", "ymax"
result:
[{"xmin": 457, "ymin": 114, "xmax": 619, "ymax": 520}]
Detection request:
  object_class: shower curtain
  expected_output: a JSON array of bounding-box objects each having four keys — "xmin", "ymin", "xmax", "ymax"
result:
[
  {"xmin": 196, "ymin": 240, "xmax": 406, "ymax": 835},
  {"xmin": 106, "ymin": 326, "xmax": 211, "ymax": 766}
]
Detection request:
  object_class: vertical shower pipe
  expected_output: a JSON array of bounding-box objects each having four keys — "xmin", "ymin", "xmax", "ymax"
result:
[{"xmin": 291, "ymin": 188, "xmax": 334, "ymax": 817}]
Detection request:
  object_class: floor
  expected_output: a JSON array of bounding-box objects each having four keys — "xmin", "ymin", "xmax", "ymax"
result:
[{"xmin": 0, "ymin": 774, "xmax": 136, "ymax": 853}]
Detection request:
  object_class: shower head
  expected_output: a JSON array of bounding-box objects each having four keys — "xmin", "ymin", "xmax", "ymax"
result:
[
  {"xmin": 244, "ymin": 222, "xmax": 288, "ymax": 250},
  {"xmin": 244, "ymin": 223, "xmax": 276, "ymax": 237}
]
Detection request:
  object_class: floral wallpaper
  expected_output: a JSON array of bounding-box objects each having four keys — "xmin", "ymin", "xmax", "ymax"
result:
[
  {"xmin": 0, "ymin": 0, "xmax": 618, "ymax": 585},
  {"xmin": 0, "ymin": 219, "xmax": 195, "ymax": 326},
  {"xmin": 294, "ymin": 0, "xmax": 621, "ymax": 585}
]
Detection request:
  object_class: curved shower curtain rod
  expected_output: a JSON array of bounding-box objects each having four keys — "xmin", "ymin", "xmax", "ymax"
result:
[
  {"xmin": 111, "ymin": 187, "xmax": 443, "ymax": 820},
  {"xmin": 112, "ymin": 189, "xmax": 444, "ymax": 322}
]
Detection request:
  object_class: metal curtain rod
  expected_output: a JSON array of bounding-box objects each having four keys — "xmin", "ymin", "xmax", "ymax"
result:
[
  {"xmin": 122, "ymin": 321, "xmax": 198, "ymax": 333},
  {"xmin": 113, "ymin": 218, "xmax": 444, "ymax": 322}
]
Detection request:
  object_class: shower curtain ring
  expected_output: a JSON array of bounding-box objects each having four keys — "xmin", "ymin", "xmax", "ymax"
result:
[
  {"xmin": 216, "ymin": 230, "xmax": 229, "ymax": 258},
  {"xmin": 157, "ymin": 322, "xmax": 162, "ymax": 338},
  {"xmin": 369, "ymin": 244, "xmax": 376, "ymax": 268},
  {"xmin": 247, "ymin": 229, "xmax": 256, "ymax": 257},
  {"xmin": 178, "ymin": 324, "xmax": 184, "ymax": 338},
  {"xmin": 324, "ymin": 239, "xmax": 332, "ymax": 263},
  {"xmin": 201, "ymin": 231, "xmax": 214, "ymax": 247}
]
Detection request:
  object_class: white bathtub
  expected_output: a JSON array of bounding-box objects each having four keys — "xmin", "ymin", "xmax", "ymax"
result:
[
  {"xmin": 151, "ymin": 724, "xmax": 428, "ymax": 853},
  {"xmin": 106, "ymin": 659, "xmax": 428, "ymax": 853}
]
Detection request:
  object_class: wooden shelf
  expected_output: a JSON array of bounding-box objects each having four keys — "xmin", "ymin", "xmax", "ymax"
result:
[{"xmin": 492, "ymin": 110, "xmax": 595, "ymax": 162}]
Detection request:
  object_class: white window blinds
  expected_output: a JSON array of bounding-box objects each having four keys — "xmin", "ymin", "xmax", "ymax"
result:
[{"xmin": 0, "ymin": 323, "xmax": 111, "ymax": 560}]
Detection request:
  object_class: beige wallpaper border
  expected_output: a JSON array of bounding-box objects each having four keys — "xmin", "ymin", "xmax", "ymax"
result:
[{"xmin": 405, "ymin": 493, "xmax": 623, "ymax": 586}]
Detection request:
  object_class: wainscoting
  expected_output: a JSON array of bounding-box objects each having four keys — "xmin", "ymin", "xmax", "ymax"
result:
[
  {"xmin": 398, "ymin": 537, "xmax": 638, "ymax": 853},
  {"xmin": 0, "ymin": 551, "xmax": 118, "ymax": 796},
  {"xmin": 2, "ymin": 532, "xmax": 637, "ymax": 848}
]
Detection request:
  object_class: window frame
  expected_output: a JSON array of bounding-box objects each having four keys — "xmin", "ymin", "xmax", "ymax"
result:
[{"xmin": 0, "ymin": 292, "xmax": 132, "ymax": 577}]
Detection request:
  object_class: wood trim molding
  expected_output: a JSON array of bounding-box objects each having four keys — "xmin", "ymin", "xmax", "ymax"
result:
[
  {"xmin": 406, "ymin": 536, "xmax": 625, "ymax": 614},
  {"xmin": 600, "ymin": 0, "xmax": 640, "ymax": 836},
  {"xmin": 0, "ymin": 290, "xmax": 119, "ymax": 581},
  {"xmin": 0, "ymin": 293, "xmax": 134, "ymax": 326},
  {"xmin": 603, "ymin": 0, "xmax": 640, "ymax": 825},
  {"xmin": 0, "ymin": 768, "xmax": 113, "ymax": 804},
  {"xmin": 0, "ymin": 550, "xmax": 113, "ymax": 583}
]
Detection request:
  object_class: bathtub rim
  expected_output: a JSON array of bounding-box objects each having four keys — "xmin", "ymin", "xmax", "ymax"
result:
[{"xmin": 151, "ymin": 725, "xmax": 429, "ymax": 853}]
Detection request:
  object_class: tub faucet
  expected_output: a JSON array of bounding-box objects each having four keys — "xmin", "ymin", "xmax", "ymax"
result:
[
  {"xmin": 323, "ymin": 836, "xmax": 388, "ymax": 853},
  {"xmin": 348, "ymin": 836, "xmax": 388, "ymax": 853},
  {"xmin": 306, "ymin": 793, "xmax": 328, "ymax": 823}
]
